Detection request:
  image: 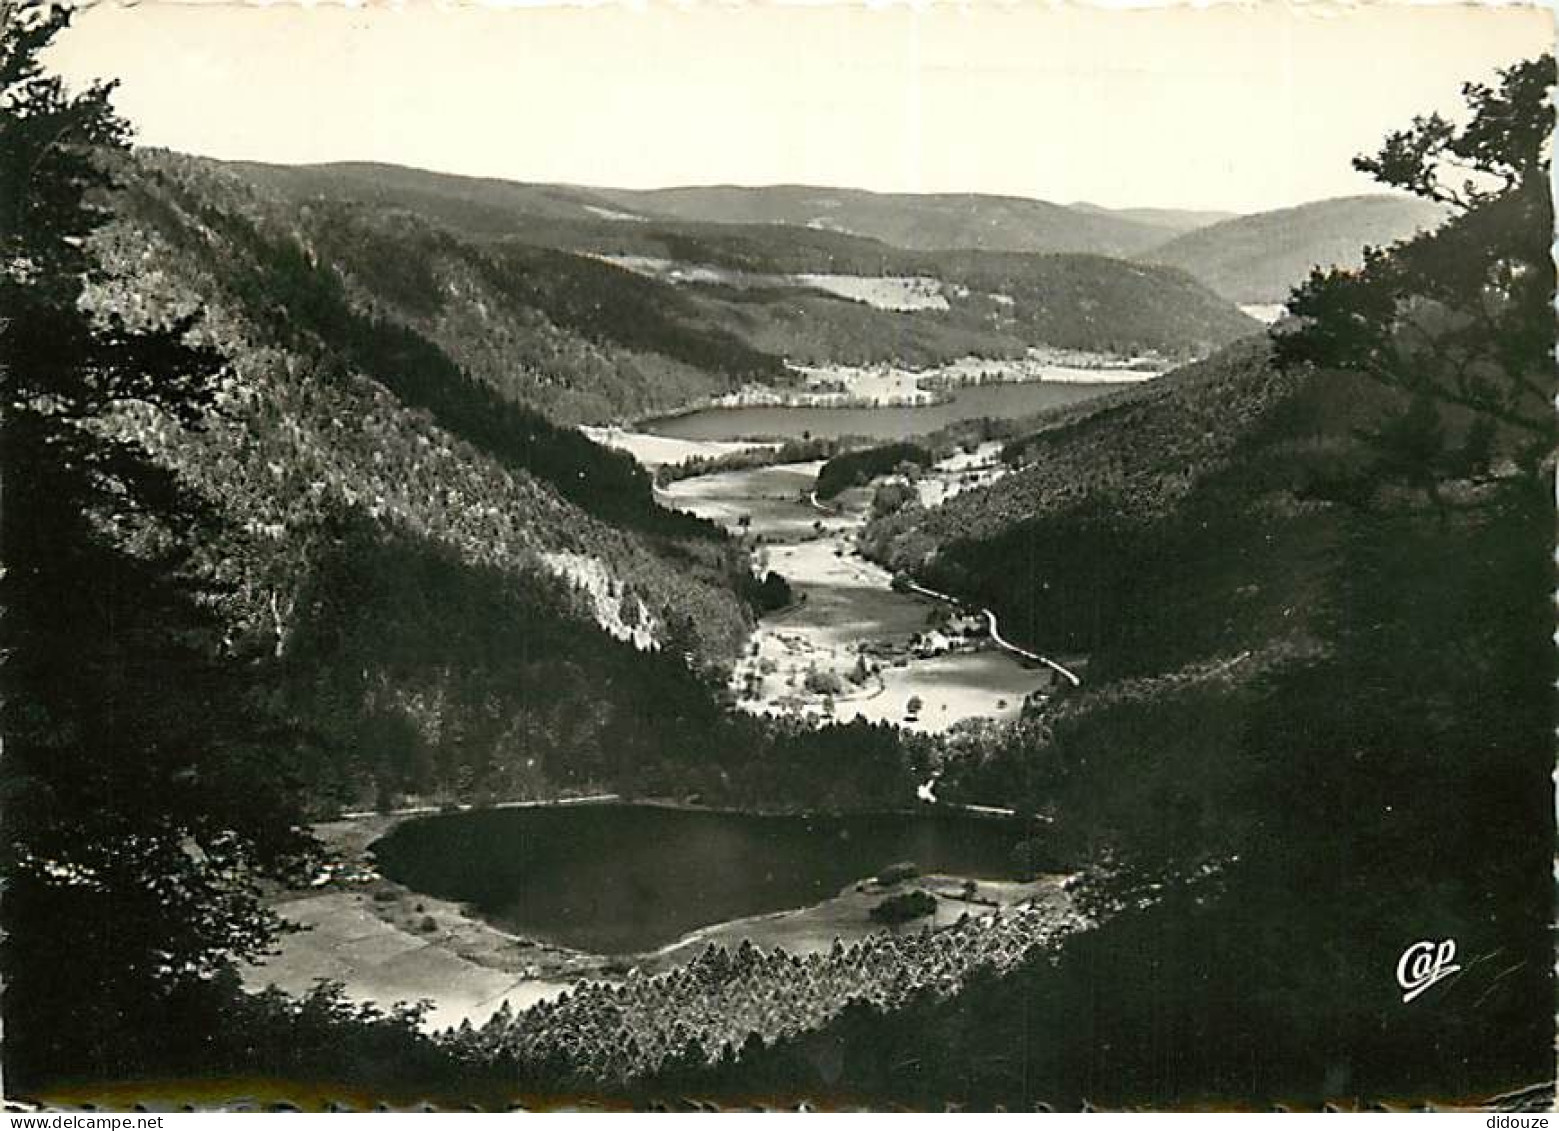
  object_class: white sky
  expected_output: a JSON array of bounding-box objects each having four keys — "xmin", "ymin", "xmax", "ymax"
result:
[{"xmin": 50, "ymin": 1, "xmax": 1555, "ymax": 213}]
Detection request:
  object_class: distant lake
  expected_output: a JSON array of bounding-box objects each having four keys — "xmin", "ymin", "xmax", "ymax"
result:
[
  {"xmin": 644, "ymin": 380, "xmax": 1134, "ymax": 442},
  {"xmin": 371, "ymin": 804, "xmax": 1035, "ymax": 954}
]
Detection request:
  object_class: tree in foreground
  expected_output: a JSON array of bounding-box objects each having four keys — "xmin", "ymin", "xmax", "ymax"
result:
[
  {"xmin": 1276, "ymin": 54, "xmax": 1555, "ymax": 485},
  {"xmin": 1, "ymin": 2, "xmax": 317, "ymax": 1087}
]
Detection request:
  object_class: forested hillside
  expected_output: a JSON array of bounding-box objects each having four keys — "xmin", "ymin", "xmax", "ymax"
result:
[
  {"xmin": 229, "ymin": 163, "xmax": 1225, "ymax": 256},
  {"xmin": 560, "ymin": 236, "xmax": 1255, "ymax": 364},
  {"xmin": 1069, "ymin": 200, "xmax": 1239, "ymax": 233},
  {"xmin": 1141, "ymin": 193, "xmax": 1450, "ymax": 302},
  {"xmin": 586, "ymin": 183, "xmax": 1211, "ymax": 255},
  {"xmin": 141, "ymin": 152, "xmax": 787, "ymax": 424},
  {"xmin": 77, "ymin": 149, "xmax": 777, "ymax": 814},
  {"xmin": 860, "ymin": 336, "xmax": 1318, "ymax": 671},
  {"xmin": 217, "ymin": 158, "xmax": 1259, "ymax": 367}
]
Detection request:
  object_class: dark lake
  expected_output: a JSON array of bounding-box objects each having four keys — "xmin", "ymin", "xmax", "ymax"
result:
[
  {"xmin": 370, "ymin": 803, "xmax": 1033, "ymax": 954},
  {"xmin": 644, "ymin": 380, "xmax": 1131, "ymax": 442}
]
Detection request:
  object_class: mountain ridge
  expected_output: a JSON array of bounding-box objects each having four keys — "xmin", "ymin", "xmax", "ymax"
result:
[
  {"xmin": 198, "ymin": 153, "xmax": 1261, "ymax": 392},
  {"xmin": 224, "ymin": 161, "xmax": 1207, "ymax": 255},
  {"xmin": 220, "ymin": 159, "xmax": 1452, "ymax": 312}
]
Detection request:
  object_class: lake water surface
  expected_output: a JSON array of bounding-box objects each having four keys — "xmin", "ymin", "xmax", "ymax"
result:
[
  {"xmin": 371, "ymin": 804, "xmax": 1032, "ymax": 954},
  {"xmin": 645, "ymin": 380, "xmax": 1132, "ymax": 442}
]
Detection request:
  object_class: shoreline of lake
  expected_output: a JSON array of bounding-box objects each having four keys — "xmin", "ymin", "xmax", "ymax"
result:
[
  {"xmin": 640, "ymin": 378, "xmax": 1136, "ymax": 442},
  {"xmin": 368, "ymin": 803, "xmax": 1050, "ymax": 952},
  {"xmin": 246, "ymin": 801, "xmax": 1067, "ymax": 1034}
]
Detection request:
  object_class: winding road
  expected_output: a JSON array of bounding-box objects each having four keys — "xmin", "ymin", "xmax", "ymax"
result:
[
  {"xmin": 660, "ymin": 457, "xmax": 1071, "ymax": 733},
  {"xmin": 807, "ymin": 490, "xmax": 840, "ymax": 516},
  {"xmin": 900, "ymin": 580, "xmax": 1082, "ymax": 688}
]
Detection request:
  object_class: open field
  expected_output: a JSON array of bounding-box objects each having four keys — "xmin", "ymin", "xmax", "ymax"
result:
[
  {"xmin": 244, "ymin": 891, "xmax": 574, "ymax": 1033},
  {"xmin": 855, "ymin": 651, "xmax": 1048, "ymax": 731},
  {"xmin": 794, "ymin": 273, "xmax": 951, "ymax": 311},
  {"xmin": 917, "ymin": 441, "xmax": 1011, "ymax": 507},
  {"xmin": 658, "ymin": 460, "xmax": 828, "ymax": 542},
  {"xmin": 580, "ymin": 426, "xmax": 778, "ymax": 469},
  {"xmin": 594, "ymin": 256, "xmax": 952, "ymax": 313},
  {"xmin": 646, "ymin": 873, "xmax": 1070, "ymax": 970},
  {"xmin": 1238, "ymin": 303, "xmax": 1286, "ymax": 324}
]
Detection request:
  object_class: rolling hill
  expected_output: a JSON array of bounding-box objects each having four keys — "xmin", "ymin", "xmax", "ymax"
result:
[
  {"xmin": 1139, "ymin": 193, "xmax": 1451, "ymax": 303},
  {"xmin": 156, "ymin": 155, "xmax": 788, "ymax": 423},
  {"xmin": 1068, "ymin": 201, "xmax": 1239, "ymax": 234},
  {"xmin": 210, "ymin": 157, "xmax": 1258, "ymax": 375},
  {"xmin": 584, "ymin": 183, "xmax": 1213, "ymax": 256},
  {"xmin": 223, "ymin": 159, "xmax": 651, "ymax": 232},
  {"xmin": 226, "ymin": 162, "xmax": 1233, "ymax": 257}
]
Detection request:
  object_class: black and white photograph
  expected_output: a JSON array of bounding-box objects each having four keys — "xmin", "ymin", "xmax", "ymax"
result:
[{"xmin": 2, "ymin": 0, "xmax": 1555, "ymax": 1111}]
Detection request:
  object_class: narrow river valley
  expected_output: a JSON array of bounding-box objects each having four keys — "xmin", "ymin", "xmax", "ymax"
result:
[{"xmin": 660, "ymin": 449, "xmax": 1063, "ymax": 732}]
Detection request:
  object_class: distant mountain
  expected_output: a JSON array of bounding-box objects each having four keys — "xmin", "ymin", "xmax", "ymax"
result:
[
  {"xmin": 211, "ymin": 157, "xmax": 1258, "ymax": 375},
  {"xmin": 1139, "ymin": 194, "xmax": 1451, "ymax": 303},
  {"xmin": 584, "ymin": 184, "xmax": 1192, "ymax": 256},
  {"xmin": 224, "ymin": 159, "xmax": 649, "ymax": 231},
  {"xmin": 224, "ymin": 161, "xmax": 1226, "ymax": 258},
  {"xmin": 1068, "ymin": 201, "xmax": 1240, "ymax": 235}
]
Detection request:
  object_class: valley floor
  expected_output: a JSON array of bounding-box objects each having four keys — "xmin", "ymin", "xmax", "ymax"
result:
[
  {"xmin": 659, "ymin": 448, "xmax": 1061, "ymax": 735},
  {"xmin": 245, "ymin": 890, "xmax": 575, "ymax": 1033}
]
